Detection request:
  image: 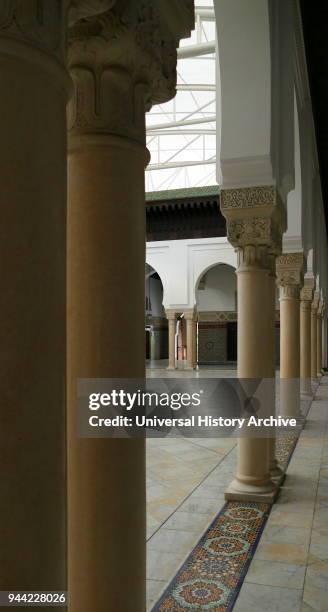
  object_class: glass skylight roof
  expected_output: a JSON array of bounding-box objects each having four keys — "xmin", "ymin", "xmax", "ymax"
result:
[{"xmin": 146, "ymin": 1, "xmax": 216, "ymax": 192}]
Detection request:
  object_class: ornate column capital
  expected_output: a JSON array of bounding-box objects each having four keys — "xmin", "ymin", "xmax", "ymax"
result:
[
  {"xmin": 165, "ymin": 309, "xmax": 177, "ymax": 321},
  {"xmin": 0, "ymin": 1, "xmax": 70, "ymax": 90},
  {"xmin": 312, "ymin": 291, "xmax": 320, "ymax": 313},
  {"xmin": 184, "ymin": 308, "xmax": 196, "ymax": 321},
  {"xmin": 69, "ymin": 1, "xmax": 116, "ymax": 25},
  {"xmin": 318, "ymin": 300, "xmax": 325, "ymax": 317},
  {"xmin": 276, "ymin": 252, "xmax": 304, "ymax": 299},
  {"xmin": 68, "ymin": 0, "xmax": 195, "ymax": 144},
  {"xmin": 301, "ymin": 277, "xmax": 314, "ymax": 303},
  {"xmin": 220, "ymin": 186, "xmax": 287, "ymax": 270}
]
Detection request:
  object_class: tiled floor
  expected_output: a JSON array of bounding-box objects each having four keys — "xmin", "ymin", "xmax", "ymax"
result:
[
  {"xmin": 234, "ymin": 376, "xmax": 328, "ymax": 612},
  {"xmin": 146, "ymin": 370, "xmax": 328, "ymax": 611},
  {"xmin": 146, "ymin": 438, "xmax": 237, "ymax": 609},
  {"xmin": 146, "ymin": 365, "xmax": 237, "ymax": 610}
]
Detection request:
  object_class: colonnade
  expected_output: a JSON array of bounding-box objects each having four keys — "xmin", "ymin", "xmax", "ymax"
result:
[
  {"xmin": 219, "ymin": 187, "xmax": 326, "ymax": 502},
  {"xmin": 0, "ymin": 2, "xmax": 194, "ymax": 611}
]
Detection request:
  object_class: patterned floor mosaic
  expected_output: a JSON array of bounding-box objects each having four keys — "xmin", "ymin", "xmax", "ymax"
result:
[{"xmin": 152, "ymin": 433, "xmax": 299, "ymax": 611}]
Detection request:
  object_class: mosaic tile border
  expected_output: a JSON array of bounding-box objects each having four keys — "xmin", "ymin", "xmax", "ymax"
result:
[{"xmin": 152, "ymin": 433, "xmax": 300, "ymax": 612}]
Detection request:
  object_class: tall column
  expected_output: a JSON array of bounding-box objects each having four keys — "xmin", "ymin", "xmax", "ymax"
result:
[
  {"xmin": 67, "ymin": 6, "xmax": 194, "ymax": 612},
  {"xmin": 267, "ymin": 256, "xmax": 282, "ymax": 478},
  {"xmin": 185, "ymin": 309, "xmax": 195, "ymax": 370},
  {"xmin": 220, "ymin": 186, "xmax": 286, "ymax": 503},
  {"xmin": 0, "ymin": 3, "xmax": 70, "ymax": 599},
  {"xmin": 311, "ymin": 292, "xmax": 320, "ymax": 380},
  {"xmin": 166, "ymin": 310, "xmax": 177, "ymax": 370},
  {"xmin": 323, "ymin": 309, "xmax": 328, "ymax": 369},
  {"xmin": 276, "ymin": 253, "xmax": 304, "ymax": 419},
  {"xmin": 193, "ymin": 316, "xmax": 198, "ymax": 368},
  {"xmin": 317, "ymin": 301, "xmax": 323, "ymax": 376},
  {"xmin": 300, "ymin": 281, "xmax": 314, "ymax": 396}
]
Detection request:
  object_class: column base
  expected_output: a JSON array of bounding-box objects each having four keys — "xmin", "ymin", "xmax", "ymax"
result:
[
  {"xmin": 166, "ymin": 366, "xmax": 176, "ymax": 371},
  {"xmin": 301, "ymin": 392, "xmax": 313, "ymax": 401},
  {"xmin": 225, "ymin": 478, "xmax": 278, "ymax": 504},
  {"xmin": 184, "ymin": 366, "xmax": 195, "ymax": 371},
  {"xmin": 270, "ymin": 466, "xmax": 286, "ymax": 487}
]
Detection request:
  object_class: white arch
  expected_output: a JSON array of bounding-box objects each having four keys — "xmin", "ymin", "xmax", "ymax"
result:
[
  {"xmin": 195, "ymin": 261, "xmax": 236, "ymax": 293},
  {"xmin": 147, "ymin": 237, "xmax": 237, "ymax": 311},
  {"xmin": 196, "ymin": 262, "xmax": 237, "ymax": 313}
]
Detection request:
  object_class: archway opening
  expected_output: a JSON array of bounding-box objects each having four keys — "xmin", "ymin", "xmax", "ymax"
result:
[
  {"xmin": 196, "ymin": 263, "xmax": 237, "ymax": 365},
  {"xmin": 145, "ymin": 264, "xmax": 168, "ymax": 363}
]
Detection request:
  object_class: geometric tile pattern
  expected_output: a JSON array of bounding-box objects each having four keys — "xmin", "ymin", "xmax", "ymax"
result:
[{"xmin": 152, "ymin": 434, "xmax": 299, "ymax": 611}]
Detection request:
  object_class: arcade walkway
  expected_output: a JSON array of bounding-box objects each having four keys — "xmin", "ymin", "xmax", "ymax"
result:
[{"xmin": 146, "ymin": 372, "xmax": 328, "ymax": 611}]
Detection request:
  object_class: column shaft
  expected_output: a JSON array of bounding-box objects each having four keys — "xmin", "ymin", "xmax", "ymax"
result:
[
  {"xmin": 300, "ymin": 283, "xmax": 314, "ymax": 395},
  {"xmin": 279, "ymin": 288, "xmax": 301, "ymax": 416},
  {"xmin": 0, "ymin": 11, "xmax": 69, "ymax": 598},
  {"xmin": 233, "ymin": 252, "xmax": 274, "ymax": 493},
  {"xmin": 68, "ymin": 137, "xmax": 147, "ymax": 612},
  {"xmin": 193, "ymin": 319, "xmax": 198, "ymax": 367},
  {"xmin": 311, "ymin": 305, "xmax": 318, "ymax": 379},
  {"xmin": 185, "ymin": 311, "xmax": 195, "ymax": 370},
  {"xmin": 317, "ymin": 314, "xmax": 323, "ymax": 375},
  {"xmin": 167, "ymin": 313, "xmax": 177, "ymax": 370},
  {"xmin": 267, "ymin": 262, "xmax": 281, "ymax": 477}
]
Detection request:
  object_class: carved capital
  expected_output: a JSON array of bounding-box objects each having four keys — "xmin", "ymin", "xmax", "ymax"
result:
[
  {"xmin": 236, "ymin": 244, "xmax": 271, "ymax": 271},
  {"xmin": 69, "ymin": 1, "xmax": 116, "ymax": 25},
  {"xmin": 276, "ymin": 252, "xmax": 304, "ymax": 296},
  {"xmin": 318, "ymin": 300, "xmax": 324, "ymax": 317},
  {"xmin": 184, "ymin": 309, "xmax": 196, "ymax": 321},
  {"xmin": 68, "ymin": 0, "xmax": 194, "ymax": 143},
  {"xmin": 220, "ymin": 186, "xmax": 287, "ymax": 258},
  {"xmin": 165, "ymin": 309, "xmax": 177, "ymax": 321},
  {"xmin": 301, "ymin": 276, "xmax": 315, "ymax": 304},
  {"xmin": 312, "ymin": 291, "xmax": 320, "ymax": 313},
  {"xmin": 279, "ymin": 285, "xmax": 300, "ymax": 300},
  {"xmin": 0, "ymin": 1, "xmax": 68, "ymax": 64}
]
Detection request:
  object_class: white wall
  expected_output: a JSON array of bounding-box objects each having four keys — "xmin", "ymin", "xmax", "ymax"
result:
[
  {"xmin": 196, "ymin": 263, "xmax": 236, "ymax": 311},
  {"xmin": 146, "ymin": 237, "xmax": 237, "ymax": 310}
]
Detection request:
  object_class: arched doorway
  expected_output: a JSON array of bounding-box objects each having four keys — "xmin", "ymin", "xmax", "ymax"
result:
[
  {"xmin": 196, "ymin": 263, "xmax": 237, "ymax": 365},
  {"xmin": 145, "ymin": 264, "xmax": 168, "ymax": 364}
]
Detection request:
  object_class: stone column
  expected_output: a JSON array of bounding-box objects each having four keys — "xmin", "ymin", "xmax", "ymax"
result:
[
  {"xmin": 300, "ymin": 281, "xmax": 314, "ymax": 396},
  {"xmin": 220, "ymin": 186, "xmax": 286, "ymax": 503},
  {"xmin": 166, "ymin": 310, "xmax": 177, "ymax": 370},
  {"xmin": 311, "ymin": 292, "xmax": 320, "ymax": 380},
  {"xmin": 276, "ymin": 253, "xmax": 304, "ymax": 419},
  {"xmin": 323, "ymin": 309, "xmax": 328, "ymax": 370},
  {"xmin": 67, "ymin": 6, "xmax": 194, "ymax": 612},
  {"xmin": 0, "ymin": 2, "xmax": 70, "ymax": 599},
  {"xmin": 193, "ymin": 316, "xmax": 198, "ymax": 368},
  {"xmin": 317, "ymin": 301, "xmax": 323, "ymax": 376},
  {"xmin": 185, "ymin": 309, "xmax": 195, "ymax": 370},
  {"xmin": 267, "ymin": 256, "xmax": 282, "ymax": 479}
]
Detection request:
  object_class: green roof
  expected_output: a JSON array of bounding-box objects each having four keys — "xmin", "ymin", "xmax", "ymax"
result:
[{"xmin": 146, "ymin": 185, "xmax": 220, "ymax": 202}]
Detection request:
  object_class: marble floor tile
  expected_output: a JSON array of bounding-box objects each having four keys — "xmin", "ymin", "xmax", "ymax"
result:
[
  {"xmin": 146, "ymin": 580, "xmax": 167, "ymax": 612},
  {"xmin": 303, "ymin": 583, "xmax": 328, "ymax": 612},
  {"xmin": 148, "ymin": 528, "xmax": 199, "ymax": 555},
  {"xmin": 162, "ymin": 510, "xmax": 213, "ymax": 532},
  {"xmin": 308, "ymin": 529, "xmax": 328, "ymax": 562},
  {"xmin": 146, "ymin": 549, "xmax": 185, "ymax": 581},
  {"xmin": 233, "ymin": 583, "xmax": 303, "ymax": 612},
  {"xmin": 245, "ymin": 559, "xmax": 306, "ymax": 589},
  {"xmin": 261, "ymin": 524, "xmax": 311, "ymax": 547},
  {"xmin": 255, "ymin": 541, "xmax": 309, "ymax": 565},
  {"xmin": 178, "ymin": 496, "xmax": 224, "ymax": 516}
]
